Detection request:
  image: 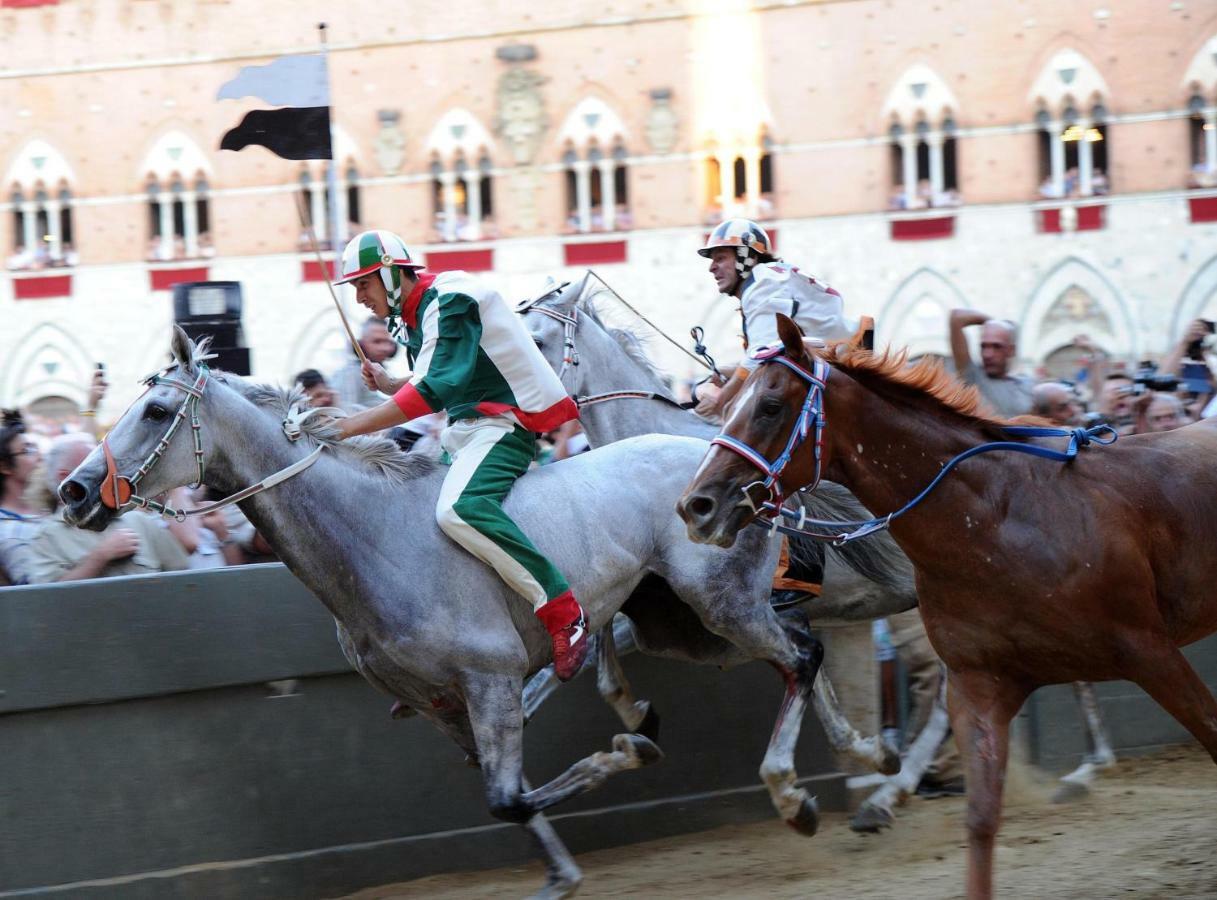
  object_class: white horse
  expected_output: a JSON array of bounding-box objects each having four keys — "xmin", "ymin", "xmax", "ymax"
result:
[{"xmin": 60, "ymin": 328, "xmax": 834, "ymax": 898}]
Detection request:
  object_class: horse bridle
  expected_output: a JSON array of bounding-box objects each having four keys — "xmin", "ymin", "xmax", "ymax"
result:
[
  {"xmin": 709, "ymin": 348, "xmax": 830, "ymax": 514},
  {"xmin": 517, "ymin": 294, "xmax": 692, "ymax": 411},
  {"xmin": 100, "ymin": 366, "xmax": 209, "ymax": 514},
  {"xmin": 97, "ymin": 363, "xmax": 325, "ymax": 521}
]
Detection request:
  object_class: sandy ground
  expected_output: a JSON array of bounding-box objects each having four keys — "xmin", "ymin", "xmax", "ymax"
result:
[{"xmin": 347, "ymin": 746, "xmax": 1216, "ymax": 900}]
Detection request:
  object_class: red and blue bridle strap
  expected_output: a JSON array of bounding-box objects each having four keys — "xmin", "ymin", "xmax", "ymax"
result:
[{"xmin": 709, "ymin": 356, "xmax": 830, "ymax": 511}]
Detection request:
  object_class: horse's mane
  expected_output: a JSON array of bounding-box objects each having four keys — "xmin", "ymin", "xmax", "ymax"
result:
[
  {"xmin": 229, "ymin": 379, "xmax": 439, "ymax": 485},
  {"xmin": 822, "ymin": 340, "xmax": 1016, "ymax": 437}
]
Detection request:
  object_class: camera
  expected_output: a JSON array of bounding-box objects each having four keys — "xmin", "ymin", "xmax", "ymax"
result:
[
  {"xmin": 1186, "ymin": 319, "xmax": 1216, "ymax": 361},
  {"xmin": 1131, "ymin": 360, "xmax": 1180, "ymax": 395}
]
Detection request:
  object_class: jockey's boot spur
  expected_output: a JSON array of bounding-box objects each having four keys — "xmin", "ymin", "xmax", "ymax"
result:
[{"xmin": 536, "ymin": 591, "xmax": 590, "ymax": 682}]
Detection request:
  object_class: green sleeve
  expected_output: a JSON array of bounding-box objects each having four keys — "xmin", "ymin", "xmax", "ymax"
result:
[{"xmin": 415, "ymin": 292, "xmax": 483, "ymax": 411}]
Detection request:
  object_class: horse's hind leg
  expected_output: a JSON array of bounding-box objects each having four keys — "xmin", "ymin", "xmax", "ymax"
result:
[
  {"xmin": 1054, "ymin": 681, "xmax": 1118, "ymax": 803},
  {"xmin": 466, "ymin": 671, "xmax": 662, "ymax": 824},
  {"xmin": 523, "ymin": 615, "xmax": 659, "ymax": 740},
  {"xmin": 596, "ymin": 615, "xmax": 659, "ymax": 740},
  {"xmin": 812, "ymin": 667, "xmax": 900, "ymax": 775},
  {"xmin": 1124, "ymin": 642, "xmax": 1217, "ymax": 762},
  {"xmin": 851, "ymin": 669, "xmax": 950, "ymax": 833}
]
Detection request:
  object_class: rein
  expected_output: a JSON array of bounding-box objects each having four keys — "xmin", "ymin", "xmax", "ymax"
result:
[
  {"xmin": 713, "ymin": 346, "xmax": 1118, "ymax": 545},
  {"xmin": 98, "ymin": 363, "xmax": 324, "ymax": 521}
]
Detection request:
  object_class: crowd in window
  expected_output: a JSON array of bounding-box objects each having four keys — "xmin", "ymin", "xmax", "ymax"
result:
[
  {"xmin": 6, "ymin": 181, "xmax": 76, "ymax": 271},
  {"xmin": 144, "ymin": 172, "xmax": 215, "ymax": 262}
]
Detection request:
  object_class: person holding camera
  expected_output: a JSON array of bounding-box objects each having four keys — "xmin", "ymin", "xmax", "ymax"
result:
[{"xmin": 1159, "ymin": 318, "xmax": 1216, "ymax": 418}]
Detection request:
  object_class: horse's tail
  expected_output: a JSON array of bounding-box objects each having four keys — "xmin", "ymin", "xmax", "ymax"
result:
[{"xmin": 788, "ymin": 480, "xmax": 918, "ymax": 599}]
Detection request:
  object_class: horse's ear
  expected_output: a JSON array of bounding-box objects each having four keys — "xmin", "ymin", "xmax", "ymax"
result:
[
  {"xmin": 170, "ymin": 325, "xmax": 196, "ymax": 370},
  {"xmin": 847, "ymin": 315, "xmax": 876, "ymax": 352},
  {"xmin": 776, "ymin": 314, "xmax": 806, "ymax": 360}
]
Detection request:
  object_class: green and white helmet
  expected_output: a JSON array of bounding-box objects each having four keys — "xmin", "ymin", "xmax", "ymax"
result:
[{"xmin": 334, "ymin": 230, "xmax": 425, "ymax": 309}]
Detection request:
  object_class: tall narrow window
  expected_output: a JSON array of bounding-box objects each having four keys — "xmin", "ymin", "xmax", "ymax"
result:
[
  {"xmin": 145, "ymin": 171, "xmax": 213, "ymax": 260},
  {"xmin": 1045, "ymin": 102, "xmax": 1109, "ymax": 198},
  {"xmin": 6, "ymin": 141, "xmax": 77, "ymax": 269},
  {"xmin": 889, "ymin": 115, "xmax": 959, "ymax": 209},
  {"xmin": 558, "ymin": 99, "xmax": 632, "ymax": 233},
  {"xmin": 1189, "ymin": 92, "xmax": 1217, "ymax": 188}
]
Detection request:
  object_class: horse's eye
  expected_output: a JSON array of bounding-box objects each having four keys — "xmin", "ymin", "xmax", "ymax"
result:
[
  {"xmin": 533, "ymin": 338, "xmax": 544, "ymax": 350},
  {"xmin": 144, "ymin": 403, "xmax": 170, "ymax": 422},
  {"xmin": 759, "ymin": 398, "xmax": 784, "ymax": 417}
]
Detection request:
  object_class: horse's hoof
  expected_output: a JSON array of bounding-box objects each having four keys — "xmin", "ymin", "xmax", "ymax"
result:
[
  {"xmin": 612, "ymin": 732, "xmax": 664, "ymax": 767},
  {"xmin": 635, "ymin": 704, "xmax": 661, "ymax": 744},
  {"xmin": 785, "ymin": 792, "xmax": 820, "ymax": 837},
  {"xmin": 849, "ymin": 803, "xmax": 894, "ymax": 833},
  {"xmin": 528, "ymin": 874, "xmax": 581, "ymax": 900},
  {"xmin": 1052, "ymin": 780, "xmax": 1091, "ymax": 804},
  {"xmin": 877, "ymin": 737, "xmax": 901, "ymax": 776}
]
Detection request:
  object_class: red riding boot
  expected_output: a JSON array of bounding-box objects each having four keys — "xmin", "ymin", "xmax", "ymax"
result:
[{"xmin": 535, "ymin": 591, "xmax": 589, "ymax": 682}]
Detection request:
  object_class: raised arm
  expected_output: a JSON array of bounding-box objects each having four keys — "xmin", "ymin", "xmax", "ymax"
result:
[{"xmin": 948, "ymin": 308, "xmax": 989, "ymax": 374}]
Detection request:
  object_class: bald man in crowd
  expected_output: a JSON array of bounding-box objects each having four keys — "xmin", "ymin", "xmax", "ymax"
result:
[
  {"xmin": 949, "ymin": 309, "xmax": 1034, "ymax": 417},
  {"xmin": 1031, "ymin": 381, "xmax": 1083, "ymax": 426}
]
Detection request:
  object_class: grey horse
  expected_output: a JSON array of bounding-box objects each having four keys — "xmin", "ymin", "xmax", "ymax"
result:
[
  {"xmin": 59, "ymin": 328, "xmax": 829, "ymax": 898},
  {"xmin": 517, "ymin": 275, "xmax": 1119, "ymax": 822}
]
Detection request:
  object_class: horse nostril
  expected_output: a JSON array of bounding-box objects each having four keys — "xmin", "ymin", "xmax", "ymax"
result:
[
  {"xmin": 60, "ymin": 479, "xmax": 87, "ymax": 505},
  {"xmin": 687, "ymin": 495, "xmax": 716, "ymax": 521}
]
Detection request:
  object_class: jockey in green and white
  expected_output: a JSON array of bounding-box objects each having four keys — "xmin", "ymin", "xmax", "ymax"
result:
[{"xmin": 332, "ymin": 230, "xmax": 589, "ymax": 680}]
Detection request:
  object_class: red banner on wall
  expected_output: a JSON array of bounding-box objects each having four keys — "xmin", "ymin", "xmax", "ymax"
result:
[
  {"xmin": 149, "ymin": 266, "xmax": 210, "ymax": 291},
  {"xmin": 13, "ymin": 273, "xmax": 72, "ymax": 300},
  {"xmin": 563, "ymin": 240, "xmax": 628, "ymax": 266},
  {"xmin": 423, "ymin": 248, "xmax": 494, "ymax": 273},
  {"xmin": 890, "ymin": 216, "xmax": 955, "ymax": 241}
]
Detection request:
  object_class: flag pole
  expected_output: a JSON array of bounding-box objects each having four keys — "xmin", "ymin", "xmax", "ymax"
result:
[
  {"xmin": 318, "ymin": 23, "xmax": 345, "ymax": 275},
  {"xmin": 306, "ymin": 21, "xmax": 367, "ymax": 365}
]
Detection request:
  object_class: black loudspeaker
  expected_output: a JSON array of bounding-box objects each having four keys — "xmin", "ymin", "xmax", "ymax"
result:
[{"xmin": 172, "ymin": 281, "xmax": 252, "ymax": 375}]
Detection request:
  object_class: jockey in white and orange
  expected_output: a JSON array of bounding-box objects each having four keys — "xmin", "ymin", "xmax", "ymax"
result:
[
  {"xmin": 695, "ymin": 219, "xmax": 857, "ymax": 604},
  {"xmin": 694, "ymin": 218, "xmax": 856, "ymax": 419},
  {"xmin": 331, "ymin": 230, "xmax": 590, "ymax": 681}
]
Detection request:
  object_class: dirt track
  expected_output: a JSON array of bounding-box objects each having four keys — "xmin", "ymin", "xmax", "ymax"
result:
[{"xmin": 347, "ymin": 746, "xmax": 1216, "ymax": 899}]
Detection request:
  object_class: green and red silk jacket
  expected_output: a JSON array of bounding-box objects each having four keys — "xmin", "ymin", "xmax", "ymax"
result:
[{"xmin": 391, "ymin": 271, "xmax": 579, "ymax": 432}]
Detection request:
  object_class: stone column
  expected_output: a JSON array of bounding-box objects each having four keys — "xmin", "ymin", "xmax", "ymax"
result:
[
  {"xmin": 21, "ymin": 201, "xmax": 37, "ymax": 253},
  {"xmin": 181, "ymin": 191, "xmax": 198, "ymax": 258},
  {"xmin": 1048, "ymin": 120, "xmax": 1066, "ymax": 198},
  {"xmin": 334, "ymin": 172, "xmax": 349, "ymax": 246},
  {"xmin": 44, "ymin": 199, "xmax": 62, "ymax": 260},
  {"xmin": 439, "ymin": 170, "xmax": 459, "ymax": 242},
  {"xmin": 463, "ymin": 171, "xmax": 482, "ymax": 241},
  {"xmin": 309, "ymin": 181, "xmax": 327, "ymax": 243},
  {"xmin": 1077, "ymin": 118, "xmax": 1094, "ymax": 197},
  {"xmin": 573, "ymin": 159, "xmax": 592, "ymax": 234},
  {"xmin": 743, "ymin": 148, "xmax": 761, "ymax": 217},
  {"xmin": 1205, "ymin": 107, "xmax": 1217, "ymax": 175},
  {"xmin": 927, "ymin": 132, "xmax": 945, "ymax": 202},
  {"xmin": 158, "ymin": 196, "xmax": 174, "ymax": 261},
  {"xmin": 716, "ymin": 152, "xmax": 736, "ymax": 217},
  {"xmin": 899, "ymin": 134, "xmax": 917, "ymax": 208},
  {"xmin": 598, "ymin": 158, "xmax": 616, "ymax": 231}
]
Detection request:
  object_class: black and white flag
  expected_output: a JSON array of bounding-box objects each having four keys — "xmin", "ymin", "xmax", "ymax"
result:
[{"xmin": 218, "ymin": 54, "xmax": 332, "ymax": 160}]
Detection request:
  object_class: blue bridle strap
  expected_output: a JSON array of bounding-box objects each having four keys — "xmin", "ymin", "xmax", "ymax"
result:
[{"xmin": 713, "ymin": 347, "xmax": 1119, "ymax": 545}]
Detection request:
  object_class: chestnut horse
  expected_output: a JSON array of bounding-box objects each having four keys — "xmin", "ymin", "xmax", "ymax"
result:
[{"xmin": 676, "ymin": 315, "xmax": 1217, "ymax": 899}]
